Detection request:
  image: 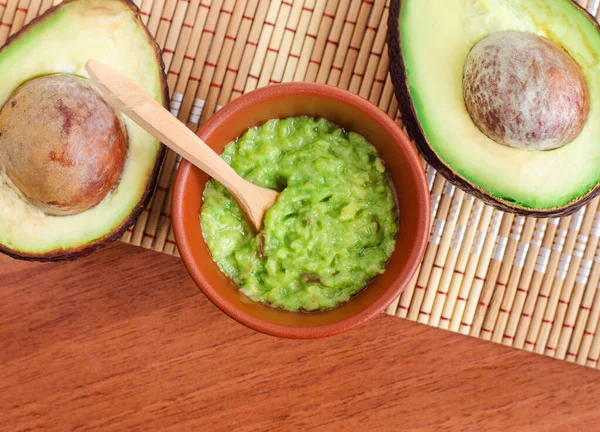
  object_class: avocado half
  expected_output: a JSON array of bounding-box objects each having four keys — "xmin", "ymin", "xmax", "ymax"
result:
[
  {"xmin": 388, "ymin": 0, "xmax": 600, "ymax": 217},
  {"xmin": 0, "ymin": 0, "xmax": 167, "ymax": 261}
]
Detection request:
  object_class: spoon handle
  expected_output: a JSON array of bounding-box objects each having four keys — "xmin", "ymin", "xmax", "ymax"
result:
[{"xmin": 86, "ymin": 60, "xmax": 247, "ymax": 199}]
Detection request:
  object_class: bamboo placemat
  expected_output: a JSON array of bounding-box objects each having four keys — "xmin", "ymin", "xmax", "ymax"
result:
[{"xmin": 11, "ymin": 0, "xmax": 600, "ymax": 368}]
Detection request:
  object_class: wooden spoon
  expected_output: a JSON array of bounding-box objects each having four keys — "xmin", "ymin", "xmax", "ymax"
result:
[{"xmin": 85, "ymin": 60, "xmax": 278, "ymax": 232}]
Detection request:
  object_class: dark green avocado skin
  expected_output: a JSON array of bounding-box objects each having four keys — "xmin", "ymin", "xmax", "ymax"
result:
[
  {"xmin": 387, "ymin": 0, "xmax": 600, "ymax": 218},
  {"xmin": 0, "ymin": 0, "xmax": 168, "ymax": 262}
]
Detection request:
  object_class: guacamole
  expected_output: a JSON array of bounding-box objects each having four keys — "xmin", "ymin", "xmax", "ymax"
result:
[{"xmin": 201, "ymin": 117, "xmax": 398, "ymax": 311}]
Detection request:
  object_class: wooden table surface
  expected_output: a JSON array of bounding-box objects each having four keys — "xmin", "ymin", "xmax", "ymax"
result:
[{"xmin": 1, "ymin": 243, "xmax": 600, "ymax": 431}]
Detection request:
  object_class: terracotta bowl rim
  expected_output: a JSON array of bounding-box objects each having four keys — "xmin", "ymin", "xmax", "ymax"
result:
[{"xmin": 172, "ymin": 82, "xmax": 430, "ymax": 338}]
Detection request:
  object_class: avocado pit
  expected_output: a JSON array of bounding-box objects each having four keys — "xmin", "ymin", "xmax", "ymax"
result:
[
  {"xmin": 0, "ymin": 74, "xmax": 128, "ymax": 216},
  {"xmin": 462, "ymin": 31, "xmax": 589, "ymax": 151}
]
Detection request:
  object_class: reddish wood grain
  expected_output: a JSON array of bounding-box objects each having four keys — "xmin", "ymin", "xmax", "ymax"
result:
[{"xmin": 1, "ymin": 243, "xmax": 599, "ymax": 431}]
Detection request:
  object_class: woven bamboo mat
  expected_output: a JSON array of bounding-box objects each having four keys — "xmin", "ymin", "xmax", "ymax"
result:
[{"xmin": 10, "ymin": 0, "xmax": 600, "ymax": 368}]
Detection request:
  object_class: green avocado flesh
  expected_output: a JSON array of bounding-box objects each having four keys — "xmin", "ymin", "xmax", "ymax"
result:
[
  {"xmin": 0, "ymin": 0, "xmax": 164, "ymax": 257},
  {"xmin": 400, "ymin": 0, "xmax": 600, "ymax": 209},
  {"xmin": 201, "ymin": 117, "xmax": 398, "ymax": 311}
]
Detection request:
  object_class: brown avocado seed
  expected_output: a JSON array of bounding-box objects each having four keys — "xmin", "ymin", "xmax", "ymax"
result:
[
  {"xmin": 0, "ymin": 74, "xmax": 128, "ymax": 216},
  {"xmin": 462, "ymin": 31, "xmax": 589, "ymax": 151}
]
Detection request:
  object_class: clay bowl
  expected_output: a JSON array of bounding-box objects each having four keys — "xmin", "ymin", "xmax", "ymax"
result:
[{"xmin": 172, "ymin": 83, "xmax": 430, "ymax": 338}]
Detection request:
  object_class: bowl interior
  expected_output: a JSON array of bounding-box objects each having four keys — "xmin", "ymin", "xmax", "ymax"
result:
[{"xmin": 173, "ymin": 84, "xmax": 429, "ymax": 338}]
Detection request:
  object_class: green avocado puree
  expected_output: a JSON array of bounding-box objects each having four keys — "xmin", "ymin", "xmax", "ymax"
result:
[{"xmin": 200, "ymin": 117, "xmax": 398, "ymax": 311}]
